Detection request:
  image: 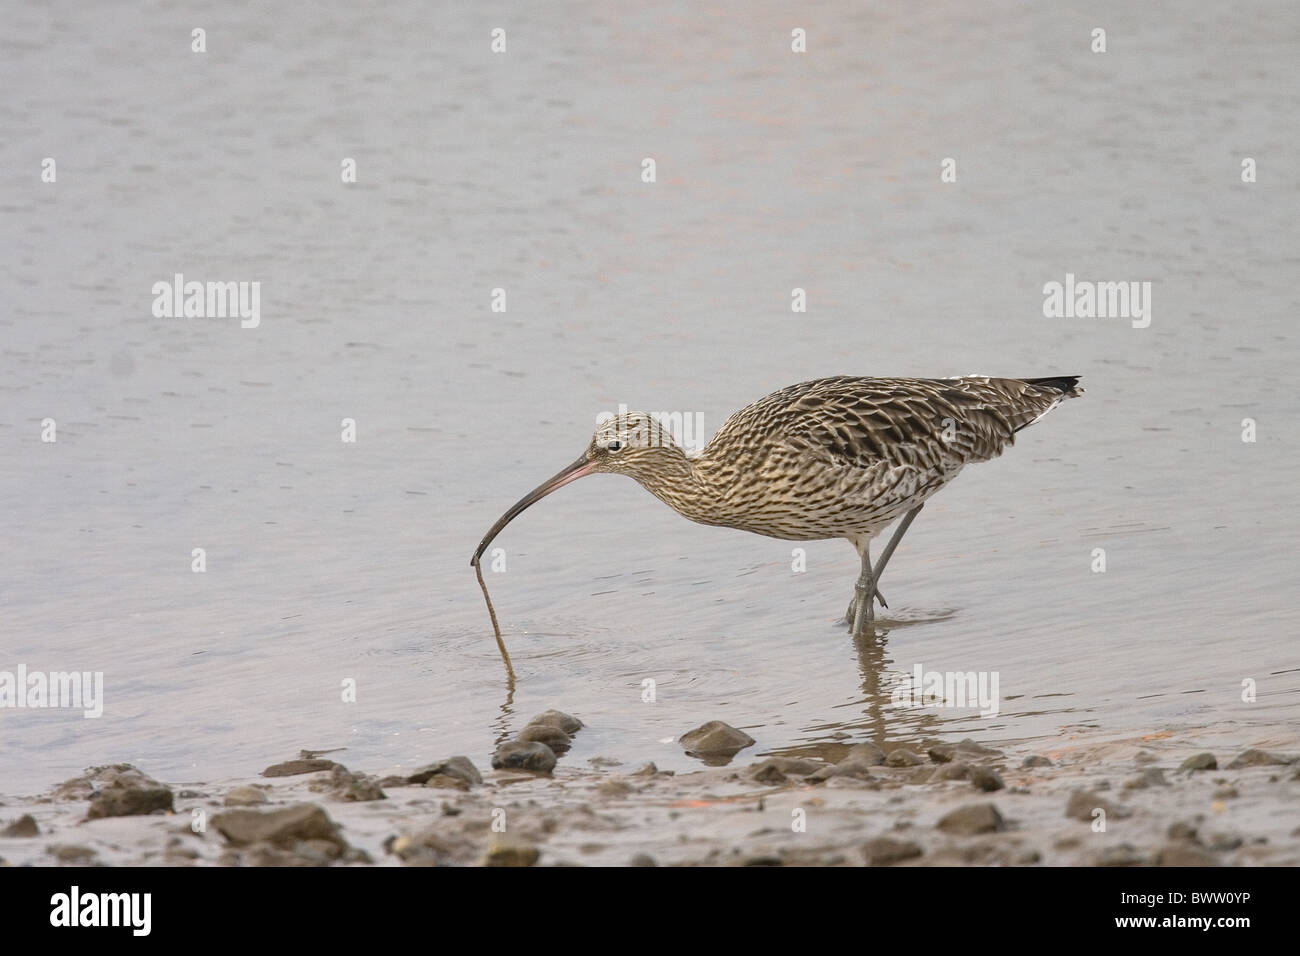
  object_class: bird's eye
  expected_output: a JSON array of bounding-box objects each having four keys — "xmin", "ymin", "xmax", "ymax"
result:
[{"xmin": 606, "ymin": 440, "xmax": 622, "ymax": 452}]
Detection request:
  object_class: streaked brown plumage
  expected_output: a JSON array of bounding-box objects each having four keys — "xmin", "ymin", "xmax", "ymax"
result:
[{"xmin": 472, "ymin": 374, "xmax": 1083, "ymax": 637}]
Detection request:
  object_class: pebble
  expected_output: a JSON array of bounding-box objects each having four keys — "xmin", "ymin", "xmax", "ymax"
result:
[
  {"xmin": 970, "ymin": 767, "xmax": 1005, "ymax": 792},
  {"xmin": 1021, "ymin": 755, "xmax": 1053, "ymax": 768},
  {"xmin": 261, "ymin": 758, "xmax": 342, "ymax": 778},
  {"xmin": 1, "ymin": 814, "xmax": 39, "ymax": 837},
  {"xmin": 491, "ymin": 741, "xmax": 558, "ymax": 774},
  {"xmin": 1155, "ymin": 843, "xmax": 1217, "ymax": 866},
  {"xmin": 930, "ymin": 762, "xmax": 971, "ymax": 782},
  {"xmin": 679, "ymin": 721, "xmax": 755, "ymax": 757},
  {"xmin": 1227, "ymin": 748, "xmax": 1292, "ymax": 769},
  {"xmin": 223, "ymin": 786, "xmax": 269, "ymax": 807},
  {"xmin": 1064, "ymin": 790, "xmax": 1128, "ymax": 822},
  {"xmin": 862, "ymin": 836, "xmax": 923, "ymax": 865},
  {"xmin": 482, "ymin": 842, "xmax": 540, "ymax": 867},
  {"xmin": 1179, "ymin": 753, "xmax": 1217, "ymax": 771},
  {"xmin": 85, "ymin": 767, "xmax": 174, "ymax": 820},
  {"xmin": 406, "ymin": 756, "xmax": 483, "ymax": 789},
  {"xmin": 1122, "ymin": 768, "xmax": 1169, "ymax": 789},
  {"xmin": 516, "ymin": 723, "xmax": 573, "ymax": 754},
  {"xmin": 885, "ymin": 748, "xmax": 923, "ymax": 767},
  {"xmin": 936, "ymin": 802, "xmax": 1005, "ymax": 835},
  {"xmin": 211, "ymin": 802, "xmax": 347, "ymax": 853},
  {"xmin": 526, "ymin": 710, "xmax": 584, "ymax": 735}
]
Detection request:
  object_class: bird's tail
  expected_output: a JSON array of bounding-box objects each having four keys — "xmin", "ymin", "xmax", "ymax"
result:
[{"xmin": 1021, "ymin": 375, "xmax": 1084, "ymax": 398}]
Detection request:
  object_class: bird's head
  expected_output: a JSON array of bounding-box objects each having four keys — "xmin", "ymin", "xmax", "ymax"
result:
[{"xmin": 470, "ymin": 411, "xmax": 690, "ymax": 565}]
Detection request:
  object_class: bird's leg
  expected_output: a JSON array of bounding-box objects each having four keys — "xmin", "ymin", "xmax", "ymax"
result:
[
  {"xmin": 850, "ymin": 544, "xmax": 876, "ymax": 638},
  {"xmin": 870, "ymin": 504, "xmax": 924, "ymax": 589},
  {"xmin": 844, "ymin": 504, "xmax": 925, "ymax": 629}
]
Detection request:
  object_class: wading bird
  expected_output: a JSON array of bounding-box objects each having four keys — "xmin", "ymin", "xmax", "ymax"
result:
[{"xmin": 471, "ymin": 375, "xmax": 1082, "ymax": 638}]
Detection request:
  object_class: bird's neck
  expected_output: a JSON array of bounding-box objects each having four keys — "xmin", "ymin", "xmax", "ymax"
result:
[{"xmin": 634, "ymin": 455, "xmax": 730, "ymax": 527}]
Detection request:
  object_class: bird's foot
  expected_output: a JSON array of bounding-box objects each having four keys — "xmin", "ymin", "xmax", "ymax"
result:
[{"xmin": 844, "ymin": 589, "xmax": 888, "ymax": 623}]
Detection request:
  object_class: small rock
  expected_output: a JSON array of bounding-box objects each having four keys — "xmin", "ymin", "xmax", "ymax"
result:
[
  {"xmin": 211, "ymin": 803, "xmax": 346, "ymax": 853},
  {"xmin": 482, "ymin": 842, "xmax": 540, "ymax": 867},
  {"xmin": 630, "ymin": 762, "xmax": 658, "ymax": 776},
  {"xmin": 598, "ymin": 779, "xmax": 632, "ymax": 797},
  {"xmin": 935, "ymin": 738, "xmax": 1003, "ymax": 764},
  {"xmin": 1122, "ymin": 768, "xmax": 1169, "ymax": 790},
  {"xmin": 516, "ymin": 723, "xmax": 573, "ymax": 754},
  {"xmin": 1064, "ymin": 790, "xmax": 1129, "ymax": 822},
  {"xmin": 970, "ymin": 767, "xmax": 1005, "ymax": 792},
  {"xmin": 261, "ymin": 758, "xmax": 342, "ymax": 778},
  {"xmin": 313, "ymin": 766, "xmax": 385, "ymax": 802},
  {"xmin": 679, "ymin": 721, "xmax": 755, "ymax": 758},
  {"xmin": 1016, "ymin": 849, "xmax": 1042, "ymax": 864},
  {"xmin": 86, "ymin": 768, "xmax": 174, "ymax": 820},
  {"xmin": 1095, "ymin": 844, "xmax": 1145, "ymax": 866},
  {"xmin": 862, "ymin": 837, "xmax": 923, "ymax": 865},
  {"xmin": 936, "ymin": 803, "xmax": 1004, "ymax": 835},
  {"xmin": 1179, "ymin": 753, "xmax": 1217, "ymax": 771},
  {"xmin": 841, "ymin": 743, "xmax": 885, "ymax": 766},
  {"xmin": 223, "ymin": 786, "xmax": 268, "ymax": 807},
  {"xmin": 406, "ymin": 756, "xmax": 482, "ymax": 788},
  {"xmin": 1203, "ymin": 831, "xmax": 1243, "ymax": 852},
  {"xmin": 491, "ymin": 741, "xmax": 557, "ymax": 773},
  {"xmin": 749, "ymin": 757, "xmax": 822, "ymax": 784},
  {"xmin": 1227, "ymin": 748, "xmax": 1292, "ymax": 769},
  {"xmin": 1213, "ymin": 786, "xmax": 1239, "ymax": 799},
  {"xmin": 1021, "ymin": 755, "xmax": 1053, "ymax": 768},
  {"xmin": 930, "ymin": 761, "xmax": 972, "ymax": 782},
  {"xmin": 629, "ymin": 853, "xmax": 657, "ymax": 867},
  {"xmin": 1, "ymin": 814, "xmax": 39, "ymax": 837},
  {"xmin": 1167, "ymin": 821, "xmax": 1198, "ymax": 841},
  {"xmin": 885, "ymin": 749, "xmax": 923, "ymax": 768},
  {"xmin": 1155, "ymin": 843, "xmax": 1217, "ymax": 866},
  {"xmin": 48, "ymin": 844, "xmax": 96, "ymax": 862},
  {"xmin": 526, "ymin": 710, "xmax": 583, "ymax": 734}
]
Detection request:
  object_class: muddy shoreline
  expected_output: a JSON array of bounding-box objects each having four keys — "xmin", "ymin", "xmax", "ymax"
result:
[{"xmin": 2, "ymin": 717, "xmax": 1296, "ymax": 867}]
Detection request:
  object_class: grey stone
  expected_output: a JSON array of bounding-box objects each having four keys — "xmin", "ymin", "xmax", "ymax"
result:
[
  {"xmin": 516, "ymin": 723, "xmax": 573, "ymax": 754},
  {"xmin": 261, "ymin": 758, "xmax": 342, "ymax": 778},
  {"xmin": 85, "ymin": 768, "xmax": 173, "ymax": 820},
  {"xmin": 223, "ymin": 786, "xmax": 268, "ymax": 807},
  {"xmin": 1122, "ymin": 768, "xmax": 1169, "ymax": 790},
  {"xmin": 1227, "ymin": 748, "xmax": 1292, "ymax": 769},
  {"xmin": 406, "ymin": 756, "xmax": 482, "ymax": 788},
  {"xmin": 482, "ymin": 842, "xmax": 540, "ymax": 867},
  {"xmin": 1, "ymin": 814, "xmax": 39, "ymax": 837},
  {"xmin": 1179, "ymin": 753, "xmax": 1217, "ymax": 771},
  {"xmin": 211, "ymin": 803, "xmax": 346, "ymax": 852},
  {"xmin": 862, "ymin": 837, "xmax": 923, "ymax": 865},
  {"xmin": 970, "ymin": 767, "xmax": 1005, "ymax": 792},
  {"xmin": 936, "ymin": 802, "xmax": 1005, "ymax": 835},
  {"xmin": 492, "ymin": 741, "xmax": 557, "ymax": 773},
  {"xmin": 679, "ymin": 721, "xmax": 755, "ymax": 757},
  {"xmin": 526, "ymin": 710, "xmax": 584, "ymax": 734},
  {"xmin": 930, "ymin": 761, "xmax": 972, "ymax": 782},
  {"xmin": 886, "ymin": 748, "xmax": 924, "ymax": 768}
]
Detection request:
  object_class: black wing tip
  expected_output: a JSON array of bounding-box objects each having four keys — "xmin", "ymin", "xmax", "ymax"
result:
[{"xmin": 1023, "ymin": 375, "xmax": 1084, "ymax": 397}]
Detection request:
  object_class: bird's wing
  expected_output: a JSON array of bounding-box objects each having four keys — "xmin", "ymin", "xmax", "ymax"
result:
[{"xmin": 770, "ymin": 377, "xmax": 1025, "ymax": 474}]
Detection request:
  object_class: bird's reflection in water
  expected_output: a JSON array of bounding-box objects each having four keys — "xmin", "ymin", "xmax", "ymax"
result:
[{"xmin": 768, "ymin": 610, "xmax": 958, "ymax": 764}]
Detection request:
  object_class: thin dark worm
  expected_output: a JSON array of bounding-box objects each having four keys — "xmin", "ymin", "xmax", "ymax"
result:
[{"xmin": 473, "ymin": 556, "xmax": 515, "ymax": 687}]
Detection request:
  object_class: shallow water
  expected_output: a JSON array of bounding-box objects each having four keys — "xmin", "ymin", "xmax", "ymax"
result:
[{"xmin": 2, "ymin": 1, "xmax": 1298, "ymax": 790}]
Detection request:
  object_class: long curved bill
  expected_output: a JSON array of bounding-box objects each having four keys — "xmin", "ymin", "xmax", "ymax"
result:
[{"xmin": 470, "ymin": 455, "xmax": 595, "ymax": 565}]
